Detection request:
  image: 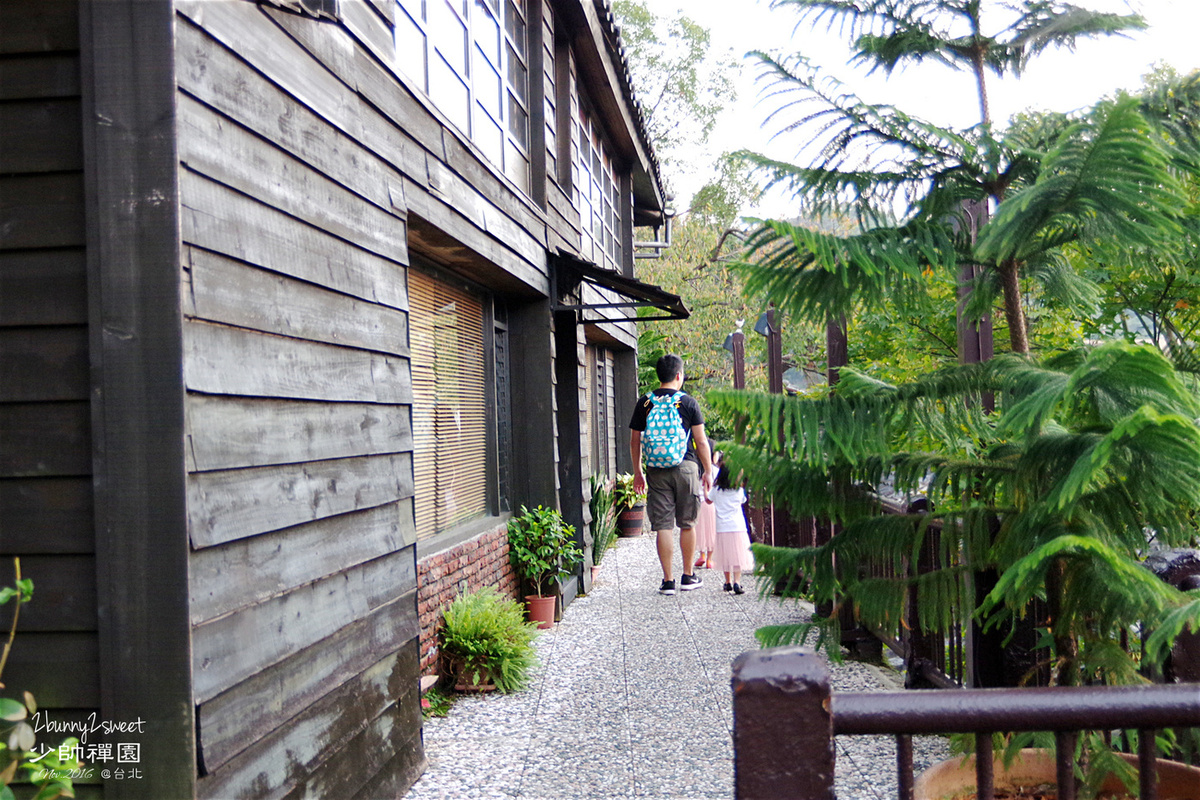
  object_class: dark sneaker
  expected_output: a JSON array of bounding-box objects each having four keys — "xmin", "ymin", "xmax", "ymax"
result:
[
  {"xmin": 733, "ymin": 583, "xmax": 745, "ymax": 595},
  {"xmin": 659, "ymin": 579, "xmax": 676, "ymax": 595},
  {"xmin": 723, "ymin": 582, "xmax": 732, "ymax": 592},
  {"xmin": 679, "ymin": 573, "xmax": 703, "ymax": 591}
]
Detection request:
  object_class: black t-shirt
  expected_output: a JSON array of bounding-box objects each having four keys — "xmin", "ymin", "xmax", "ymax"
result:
[{"xmin": 629, "ymin": 389, "xmax": 704, "ymax": 466}]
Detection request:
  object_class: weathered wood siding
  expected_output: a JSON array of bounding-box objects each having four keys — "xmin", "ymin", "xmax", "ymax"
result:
[
  {"xmin": 175, "ymin": 1, "xmax": 428, "ymax": 795},
  {"xmin": 0, "ymin": 2, "xmax": 102, "ymax": 796}
]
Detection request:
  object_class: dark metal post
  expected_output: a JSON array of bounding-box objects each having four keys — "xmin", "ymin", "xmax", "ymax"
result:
[
  {"xmin": 897, "ymin": 734, "xmax": 914, "ymax": 800},
  {"xmin": 1056, "ymin": 731, "xmax": 1077, "ymax": 800},
  {"xmin": 731, "ymin": 329, "xmax": 746, "ymax": 390},
  {"xmin": 1139, "ymin": 728, "xmax": 1159, "ymax": 800},
  {"xmin": 767, "ymin": 306, "xmax": 783, "ymax": 394},
  {"xmin": 975, "ymin": 733, "xmax": 994, "ymax": 800},
  {"xmin": 826, "ymin": 315, "xmax": 847, "ymax": 386},
  {"xmin": 732, "ymin": 648, "xmax": 836, "ymax": 800}
]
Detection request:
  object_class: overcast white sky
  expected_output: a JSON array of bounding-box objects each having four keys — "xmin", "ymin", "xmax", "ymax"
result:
[{"xmin": 639, "ymin": 0, "xmax": 1200, "ymax": 217}]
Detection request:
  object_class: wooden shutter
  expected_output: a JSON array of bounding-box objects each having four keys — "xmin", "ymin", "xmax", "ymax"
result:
[{"xmin": 410, "ymin": 269, "xmax": 488, "ymax": 539}]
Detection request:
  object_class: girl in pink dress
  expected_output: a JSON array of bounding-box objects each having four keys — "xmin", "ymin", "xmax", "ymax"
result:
[
  {"xmin": 707, "ymin": 456, "xmax": 751, "ymax": 594},
  {"xmin": 693, "ymin": 455, "xmax": 718, "ymax": 570}
]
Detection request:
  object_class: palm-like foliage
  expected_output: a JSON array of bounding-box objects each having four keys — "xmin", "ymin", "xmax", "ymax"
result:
[
  {"xmin": 769, "ymin": 0, "xmax": 1145, "ymax": 123},
  {"xmin": 710, "ymin": 342, "xmax": 1200, "ymax": 682},
  {"xmin": 738, "ymin": 1, "xmax": 1173, "ymax": 356}
]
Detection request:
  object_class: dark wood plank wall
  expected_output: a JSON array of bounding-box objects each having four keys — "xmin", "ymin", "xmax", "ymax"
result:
[
  {"xmin": 0, "ymin": 3, "xmax": 103, "ymax": 796},
  {"xmin": 174, "ymin": 0, "xmax": 586, "ymax": 794},
  {"xmin": 173, "ymin": 2, "xmax": 425, "ymax": 796}
]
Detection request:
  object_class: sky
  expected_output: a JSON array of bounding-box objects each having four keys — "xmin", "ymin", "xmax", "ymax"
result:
[{"xmin": 639, "ymin": 0, "xmax": 1200, "ymax": 217}]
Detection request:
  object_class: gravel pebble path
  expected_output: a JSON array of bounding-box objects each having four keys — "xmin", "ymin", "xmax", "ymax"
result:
[{"xmin": 406, "ymin": 533, "xmax": 948, "ymax": 800}]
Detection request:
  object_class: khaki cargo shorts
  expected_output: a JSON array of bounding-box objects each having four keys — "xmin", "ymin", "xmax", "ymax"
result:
[{"xmin": 646, "ymin": 459, "xmax": 701, "ymax": 532}]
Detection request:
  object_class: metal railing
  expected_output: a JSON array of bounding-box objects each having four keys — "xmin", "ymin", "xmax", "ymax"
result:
[{"xmin": 732, "ymin": 647, "xmax": 1200, "ymax": 800}]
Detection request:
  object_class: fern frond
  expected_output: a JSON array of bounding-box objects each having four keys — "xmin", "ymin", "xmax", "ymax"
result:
[
  {"xmin": 977, "ymin": 99, "xmax": 1184, "ymax": 266},
  {"xmin": 1145, "ymin": 595, "xmax": 1200, "ymax": 664},
  {"xmin": 733, "ymin": 217, "xmax": 958, "ymax": 324}
]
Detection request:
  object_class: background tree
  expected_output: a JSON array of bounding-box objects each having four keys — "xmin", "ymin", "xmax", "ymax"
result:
[
  {"xmin": 614, "ymin": 0, "xmax": 739, "ymax": 172},
  {"xmin": 716, "ymin": 0, "xmax": 1200, "ymax": 691},
  {"xmin": 739, "ymin": 0, "xmax": 1152, "ymax": 356}
]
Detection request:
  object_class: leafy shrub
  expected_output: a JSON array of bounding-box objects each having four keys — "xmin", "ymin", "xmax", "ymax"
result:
[
  {"xmin": 506, "ymin": 505, "xmax": 583, "ymax": 597},
  {"xmin": 588, "ymin": 475, "xmax": 617, "ymax": 566},
  {"xmin": 439, "ymin": 587, "xmax": 538, "ymax": 693},
  {"xmin": 612, "ymin": 473, "xmax": 646, "ymax": 511}
]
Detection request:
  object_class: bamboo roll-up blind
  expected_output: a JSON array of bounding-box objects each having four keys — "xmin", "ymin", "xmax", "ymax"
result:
[{"xmin": 410, "ymin": 269, "xmax": 488, "ymax": 539}]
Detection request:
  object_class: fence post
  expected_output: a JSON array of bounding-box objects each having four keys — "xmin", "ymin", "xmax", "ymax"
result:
[{"xmin": 732, "ymin": 647, "xmax": 836, "ymax": 800}]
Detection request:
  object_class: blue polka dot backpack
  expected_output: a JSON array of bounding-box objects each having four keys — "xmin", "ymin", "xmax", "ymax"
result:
[{"xmin": 643, "ymin": 391, "xmax": 688, "ymax": 468}]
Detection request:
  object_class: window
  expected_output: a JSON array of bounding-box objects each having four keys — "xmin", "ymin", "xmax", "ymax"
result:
[
  {"xmin": 395, "ymin": 0, "xmax": 530, "ymax": 192},
  {"xmin": 572, "ymin": 98, "xmax": 622, "ymax": 272},
  {"xmin": 410, "ymin": 268, "xmax": 492, "ymax": 539},
  {"xmin": 586, "ymin": 345, "xmax": 616, "ymax": 476}
]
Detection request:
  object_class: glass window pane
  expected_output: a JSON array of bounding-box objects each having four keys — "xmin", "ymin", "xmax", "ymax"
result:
[
  {"xmin": 397, "ymin": 0, "xmax": 425, "ymax": 20},
  {"xmin": 506, "ymin": 44, "xmax": 527, "ymax": 104},
  {"xmin": 431, "ymin": 0, "xmax": 468, "ymax": 76},
  {"xmin": 474, "ymin": 47, "xmax": 502, "ymax": 117},
  {"xmin": 431, "ymin": 54, "xmax": 471, "ymax": 132},
  {"xmin": 474, "ymin": 103, "xmax": 504, "ymax": 166},
  {"xmin": 505, "ymin": 0, "xmax": 526, "ymax": 59},
  {"xmin": 394, "ymin": 9, "xmax": 428, "ymax": 89},
  {"xmin": 507, "ymin": 91, "xmax": 528, "ymax": 150},
  {"xmin": 473, "ymin": 0, "xmax": 501, "ymax": 66}
]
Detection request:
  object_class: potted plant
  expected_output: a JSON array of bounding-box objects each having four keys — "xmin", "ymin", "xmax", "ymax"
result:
[
  {"xmin": 588, "ymin": 474, "xmax": 617, "ymax": 577},
  {"xmin": 612, "ymin": 473, "xmax": 647, "ymax": 537},
  {"xmin": 438, "ymin": 587, "xmax": 538, "ymax": 693},
  {"xmin": 506, "ymin": 505, "xmax": 583, "ymax": 628},
  {"xmin": 915, "ymin": 747, "xmax": 1200, "ymax": 800}
]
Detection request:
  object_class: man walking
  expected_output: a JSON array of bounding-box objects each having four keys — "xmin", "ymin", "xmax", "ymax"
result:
[{"xmin": 629, "ymin": 354, "xmax": 714, "ymax": 595}]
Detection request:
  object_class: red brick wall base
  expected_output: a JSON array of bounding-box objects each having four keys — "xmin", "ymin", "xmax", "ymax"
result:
[{"xmin": 416, "ymin": 521, "xmax": 520, "ymax": 675}]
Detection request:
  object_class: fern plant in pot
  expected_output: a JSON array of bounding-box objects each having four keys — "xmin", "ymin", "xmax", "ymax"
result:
[
  {"xmin": 506, "ymin": 505, "xmax": 583, "ymax": 628},
  {"xmin": 439, "ymin": 587, "xmax": 538, "ymax": 693}
]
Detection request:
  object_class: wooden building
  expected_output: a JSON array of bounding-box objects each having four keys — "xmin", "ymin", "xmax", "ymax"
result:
[{"xmin": 0, "ymin": 0, "xmax": 681, "ymax": 797}]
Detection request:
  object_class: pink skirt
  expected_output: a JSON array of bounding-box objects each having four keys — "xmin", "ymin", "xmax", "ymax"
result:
[
  {"xmin": 713, "ymin": 528, "xmax": 752, "ymax": 573},
  {"xmin": 694, "ymin": 497, "xmax": 716, "ymax": 551}
]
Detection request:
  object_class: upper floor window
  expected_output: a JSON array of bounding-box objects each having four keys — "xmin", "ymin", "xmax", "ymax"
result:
[
  {"xmin": 573, "ymin": 102, "xmax": 622, "ymax": 272},
  {"xmin": 395, "ymin": 0, "xmax": 531, "ymax": 193}
]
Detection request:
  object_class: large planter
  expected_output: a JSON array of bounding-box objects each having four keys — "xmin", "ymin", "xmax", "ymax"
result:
[
  {"xmin": 524, "ymin": 594, "xmax": 556, "ymax": 629},
  {"xmin": 617, "ymin": 504, "xmax": 646, "ymax": 537},
  {"xmin": 916, "ymin": 748, "xmax": 1200, "ymax": 800},
  {"xmin": 446, "ymin": 657, "xmax": 496, "ymax": 693}
]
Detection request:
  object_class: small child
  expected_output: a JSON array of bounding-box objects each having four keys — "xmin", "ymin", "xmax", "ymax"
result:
[
  {"xmin": 707, "ymin": 456, "xmax": 752, "ymax": 594},
  {"xmin": 693, "ymin": 455, "xmax": 718, "ymax": 570}
]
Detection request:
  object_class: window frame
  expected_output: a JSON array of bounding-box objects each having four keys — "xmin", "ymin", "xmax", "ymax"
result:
[
  {"xmin": 408, "ymin": 258, "xmax": 510, "ymax": 550},
  {"xmin": 394, "ymin": 0, "xmax": 531, "ymax": 192}
]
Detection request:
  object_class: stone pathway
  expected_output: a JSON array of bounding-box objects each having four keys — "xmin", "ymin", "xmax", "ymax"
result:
[{"xmin": 405, "ymin": 533, "xmax": 948, "ymax": 800}]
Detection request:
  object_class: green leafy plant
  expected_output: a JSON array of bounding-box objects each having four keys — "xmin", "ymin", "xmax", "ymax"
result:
[
  {"xmin": 588, "ymin": 475, "xmax": 617, "ymax": 566},
  {"xmin": 506, "ymin": 505, "xmax": 584, "ymax": 598},
  {"xmin": 0, "ymin": 559, "xmax": 82, "ymax": 800},
  {"xmin": 711, "ymin": 341, "xmax": 1200, "ymax": 685},
  {"xmin": 420, "ymin": 687, "xmax": 455, "ymax": 719},
  {"xmin": 612, "ymin": 473, "xmax": 647, "ymax": 512},
  {"xmin": 439, "ymin": 587, "xmax": 538, "ymax": 693}
]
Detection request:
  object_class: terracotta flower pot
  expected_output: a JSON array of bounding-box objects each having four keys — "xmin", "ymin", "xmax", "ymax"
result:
[
  {"xmin": 915, "ymin": 748, "xmax": 1200, "ymax": 800},
  {"xmin": 617, "ymin": 505, "xmax": 646, "ymax": 537},
  {"xmin": 524, "ymin": 594, "xmax": 556, "ymax": 629}
]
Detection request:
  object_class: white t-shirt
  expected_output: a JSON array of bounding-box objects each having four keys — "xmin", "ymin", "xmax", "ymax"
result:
[{"xmin": 707, "ymin": 486, "xmax": 747, "ymax": 534}]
